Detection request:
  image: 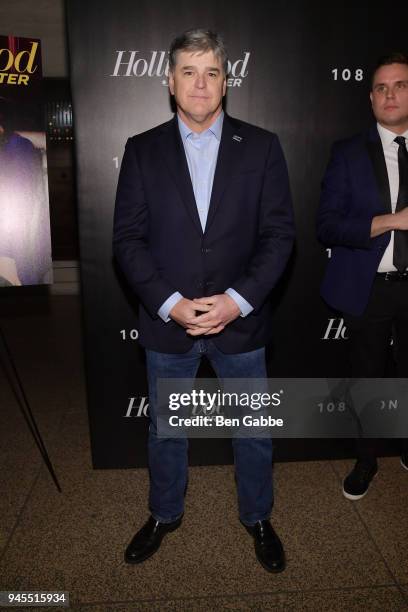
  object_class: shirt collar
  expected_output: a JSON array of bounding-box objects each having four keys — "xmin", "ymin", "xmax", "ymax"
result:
[
  {"xmin": 377, "ymin": 122, "xmax": 408, "ymax": 148},
  {"xmin": 178, "ymin": 111, "xmax": 224, "ymax": 142}
]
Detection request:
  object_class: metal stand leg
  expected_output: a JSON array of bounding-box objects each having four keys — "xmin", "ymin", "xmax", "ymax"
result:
[{"xmin": 0, "ymin": 324, "xmax": 62, "ymax": 493}]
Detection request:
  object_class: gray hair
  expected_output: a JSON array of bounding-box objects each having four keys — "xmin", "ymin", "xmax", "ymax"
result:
[{"xmin": 169, "ymin": 29, "xmax": 228, "ymax": 75}]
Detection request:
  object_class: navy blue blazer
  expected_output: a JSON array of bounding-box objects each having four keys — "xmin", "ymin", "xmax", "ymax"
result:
[
  {"xmin": 317, "ymin": 125, "xmax": 391, "ymax": 317},
  {"xmin": 113, "ymin": 114, "xmax": 294, "ymax": 353}
]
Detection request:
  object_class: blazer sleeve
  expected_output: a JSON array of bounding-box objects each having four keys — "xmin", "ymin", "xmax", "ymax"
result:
[
  {"xmin": 317, "ymin": 142, "xmax": 375, "ymax": 249},
  {"xmin": 230, "ymin": 134, "xmax": 295, "ymax": 310},
  {"xmin": 113, "ymin": 138, "xmax": 176, "ymax": 318}
]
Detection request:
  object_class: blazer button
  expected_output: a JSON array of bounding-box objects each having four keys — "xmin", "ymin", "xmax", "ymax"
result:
[{"xmin": 197, "ymin": 281, "xmax": 204, "ymax": 288}]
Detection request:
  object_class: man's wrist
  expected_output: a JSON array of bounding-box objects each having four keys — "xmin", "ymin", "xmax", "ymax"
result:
[
  {"xmin": 158, "ymin": 292, "xmax": 183, "ymax": 322},
  {"xmin": 371, "ymin": 213, "xmax": 396, "ymax": 237},
  {"xmin": 225, "ymin": 288, "xmax": 253, "ymax": 317}
]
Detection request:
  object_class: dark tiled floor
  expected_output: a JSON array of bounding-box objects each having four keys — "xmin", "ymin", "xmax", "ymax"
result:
[{"xmin": 1, "ymin": 296, "xmax": 408, "ymax": 611}]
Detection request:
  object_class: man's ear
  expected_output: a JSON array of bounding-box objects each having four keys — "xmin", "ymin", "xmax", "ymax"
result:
[
  {"xmin": 222, "ymin": 77, "xmax": 227, "ymax": 97},
  {"xmin": 168, "ymin": 71, "xmax": 175, "ymax": 95}
]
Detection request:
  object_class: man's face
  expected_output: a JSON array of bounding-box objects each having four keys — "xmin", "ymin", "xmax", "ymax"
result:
[
  {"xmin": 370, "ymin": 63, "xmax": 408, "ymax": 134},
  {"xmin": 168, "ymin": 49, "xmax": 226, "ymax": 132}
]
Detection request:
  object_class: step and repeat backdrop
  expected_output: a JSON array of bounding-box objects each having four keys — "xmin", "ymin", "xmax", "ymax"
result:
[{"xmin": 67, "ymin": 0, "xmax": 407, "ymax": 467}]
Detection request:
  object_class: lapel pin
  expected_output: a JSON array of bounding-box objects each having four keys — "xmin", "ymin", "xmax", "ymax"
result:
[{"xmin": 232, "ymin": 135, "xmax": 242, "ymax": 142}]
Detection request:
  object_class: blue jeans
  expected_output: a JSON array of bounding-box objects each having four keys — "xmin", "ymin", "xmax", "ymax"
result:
[{"xmin": 145, "ymin": 339, "xmax": 273, "ymax": 526}]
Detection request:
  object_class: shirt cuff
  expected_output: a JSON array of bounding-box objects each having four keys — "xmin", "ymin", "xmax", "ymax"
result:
[
  {"xmin": 225, "ymin": 288, "xmax": 253, "ymax": 317},
  {"xmin": 158, "ymin": 292, "xmax": 183, "ymax": 322}
]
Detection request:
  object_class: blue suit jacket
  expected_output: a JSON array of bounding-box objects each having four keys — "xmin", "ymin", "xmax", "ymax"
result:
[
  {"xmin": 317, "ymin": 125, "xmax": 391, "ymax": 316},
  {"xmin": 113, "ymin": 114, "xmax": 294, "ymax": 353}
]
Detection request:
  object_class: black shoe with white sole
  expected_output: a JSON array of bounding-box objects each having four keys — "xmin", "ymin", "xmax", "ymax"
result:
[
  {"xmin": 342, "ymin": 460, "xmax": 378, "ymax": 500},
  {"xmin": 401, "ymin": 454, "xmax": 408, "ymax": 471}
]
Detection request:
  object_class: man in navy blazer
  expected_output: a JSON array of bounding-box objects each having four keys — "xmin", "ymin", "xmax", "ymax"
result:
[
  {"xmin": 317, "ymin": 52, "xmax": 408, "ymax": 500},
  {"xmin": 113, "ymin": 29, "xmax": 294, "ymax": 571}
]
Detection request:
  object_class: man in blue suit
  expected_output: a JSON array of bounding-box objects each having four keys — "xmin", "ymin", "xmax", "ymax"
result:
[
  {"xmin": 113, "ymin": 29, "xmax": 294, "ymax": 571},
  {"xmin": 317, "ymin": 52, "xmax": 408, "ymax": 500}
]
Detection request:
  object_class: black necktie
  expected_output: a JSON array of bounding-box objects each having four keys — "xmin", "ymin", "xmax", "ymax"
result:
[{"xmin": 393, "ymin": 136, "xmax": 408, "ymax": 272}]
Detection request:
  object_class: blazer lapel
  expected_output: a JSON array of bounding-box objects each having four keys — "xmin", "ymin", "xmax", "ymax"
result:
[
  {"xmin": 159, "ymin": 116, "xmax": 203, "ymax": 235},
  {"xmin": 205, "ymin": 115, "xmax": 245, "ymax": 233},
  {"xmin": 366, "ymin": 125, "xmax": 392, "ymax": 213}
]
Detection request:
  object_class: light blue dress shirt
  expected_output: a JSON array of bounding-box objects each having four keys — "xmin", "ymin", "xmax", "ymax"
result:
[{"xmin": 158, "ymin": 112, "xmax": 253, "ymax": 322}]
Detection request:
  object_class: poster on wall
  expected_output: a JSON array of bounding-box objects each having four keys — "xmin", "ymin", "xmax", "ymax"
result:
[{"xmin": 0, "ymin": 35, "xmax": 52, "ymax": 287}]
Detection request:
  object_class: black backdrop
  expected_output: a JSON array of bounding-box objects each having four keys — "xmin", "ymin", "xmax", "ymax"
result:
[{"xmin": 67, "ymin": 0, "xmax": 408, "ymax": 468}]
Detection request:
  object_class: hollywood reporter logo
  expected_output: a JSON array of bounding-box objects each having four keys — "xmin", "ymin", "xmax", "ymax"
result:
[
  {"xmin": 322, "ymin": 318, "xmax": 348, "ymax": 340},
  {"xmin": 124, "ymin": 396, "xmax": 149, "ymax": 418},
  {"xmin": 111, "ymin": 50, "xmax": 251, "ymax": 88},
  {"xmin": 322, "ymin": 317, "xmax": 395, "ymax": 346},
  {"xmin": 123, "ymin": 396, "xmax": 221, "ymax": 418},
  {"xmin": 0, "ymin": 40, "xmax": 39, "ymax": 85}
]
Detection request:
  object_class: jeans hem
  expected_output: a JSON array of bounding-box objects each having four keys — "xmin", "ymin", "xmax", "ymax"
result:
[
  {"xmin": 151, "ymin": 511, "xmax": 184, "ymax": 524},
  {"xmin": 240, "ymin": 515, "xmax": 271, "ymax": 527}
]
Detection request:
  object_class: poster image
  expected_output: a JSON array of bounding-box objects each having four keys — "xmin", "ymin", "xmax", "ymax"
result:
[{"xmin": 0, "ymin": 35, "xmax": 52, "ymax": 287}]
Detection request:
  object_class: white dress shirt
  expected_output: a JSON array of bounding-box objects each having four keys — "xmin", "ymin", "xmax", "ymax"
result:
[{"xmin": 377, "ymin": 123, "xmax": 408, "ymax": 272}]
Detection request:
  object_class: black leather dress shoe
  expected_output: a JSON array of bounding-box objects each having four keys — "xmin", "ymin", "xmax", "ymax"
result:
[
  {"xmin": 124, "ymin": 515, "xmax": 182, "ymax": 564},
  {"xmin": 244, "ymin": 520, "xmax": 285, "ymax": 572}
]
